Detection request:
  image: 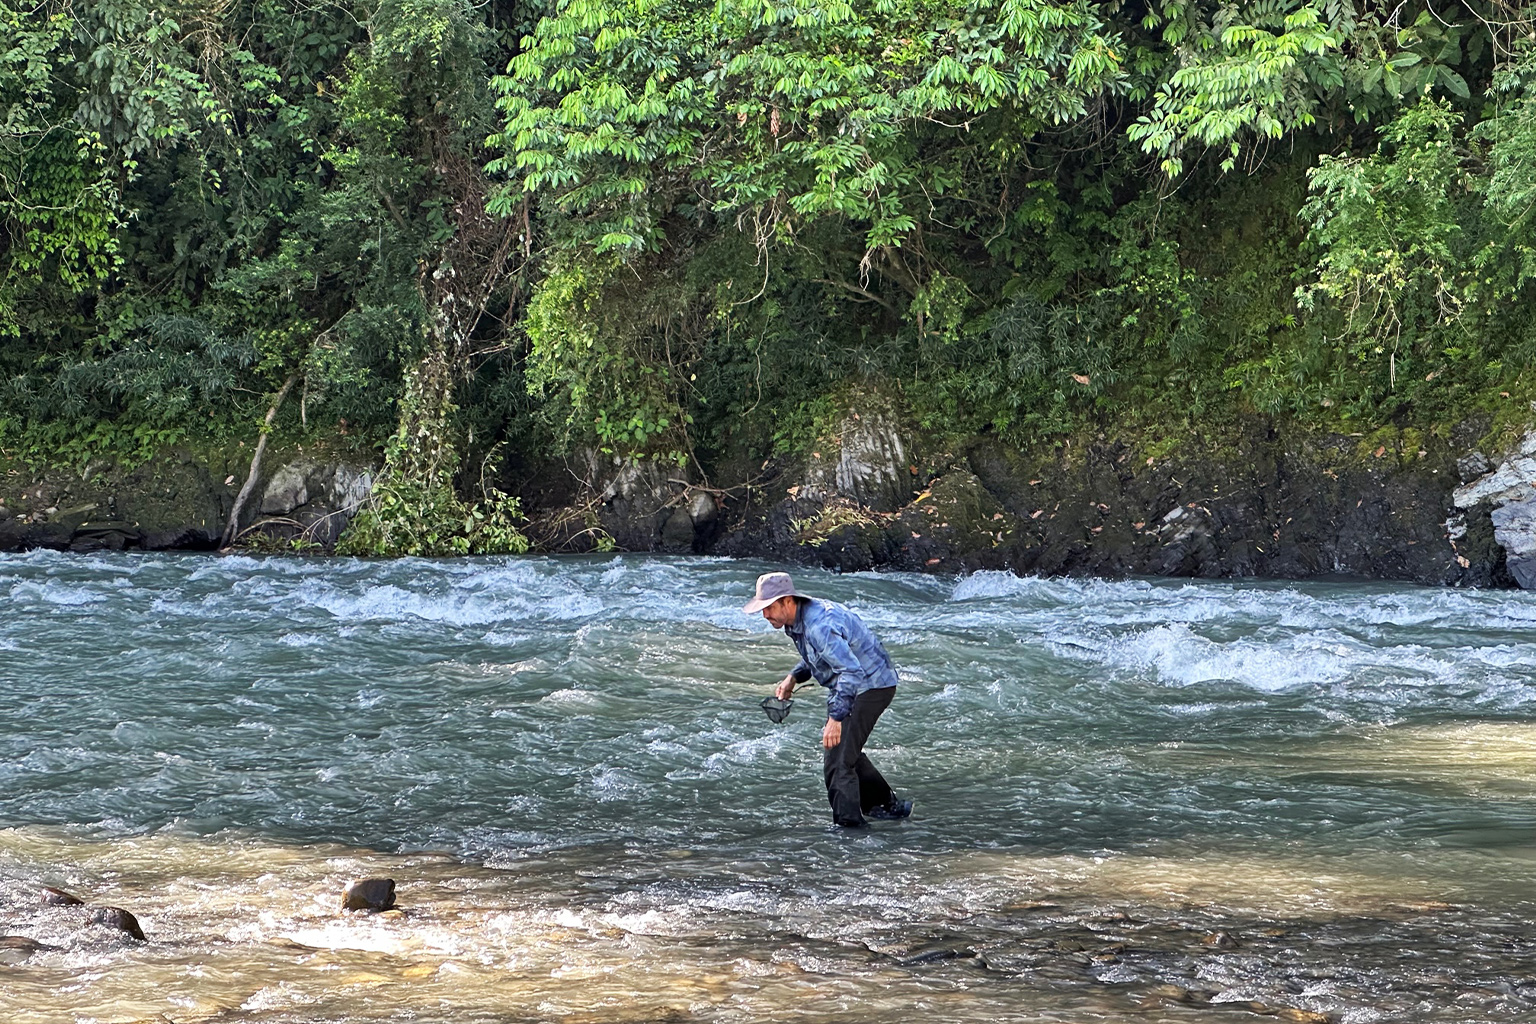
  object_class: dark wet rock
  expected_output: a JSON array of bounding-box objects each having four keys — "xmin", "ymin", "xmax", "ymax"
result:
[
  {"xmin": 695, "ymin": 415, "xmax": 1508, "ymax": 585},
  {"xmin": 659, "ymin": 506, "xmax": 696, "ymax": 551},
  {"xmin": 0, "ymin": 935, "xmax": 60, "ymax": 962},
  {"xmin": 0, "ymin": 450, "xmax": 227, "ymax": 553},
  {"xmin": 527, "ymin": 451, "xmax": 721, "ymax": 553},
  {"xmin": 1452, "ymin": 431, "xmax": 1536, "ymax": 587},
  {"xmin": 1457, "ymin": 450, "xmax": 1492, "ymax": 482},
  {"xmin": 6, "ymin": 394, "xmax": 1529, "ymax": 587},
  {"xmin": 260, "ymin": 461, "xmax": 316, "ymax": 515},
  {"xmin": 341, "ymin": 877, "xmax": 396, "ymax": 912},
  {"xmin": 896, "ymin": 946, "xmax": 978, "ymax": 966},
  {"xmin": 40, "ymin": 885, "xmax": 84, "ymax": 906},
  {"xmin": 88, "ymin": 906, "xmax": 146, "ymax": 941},
  {"xmin": 686, "ymin": 490, "xmax": 720, "ymax": 549},
  {"xmin": 69, "ymin": 521, "xmax": 143, "ymax": 552}
]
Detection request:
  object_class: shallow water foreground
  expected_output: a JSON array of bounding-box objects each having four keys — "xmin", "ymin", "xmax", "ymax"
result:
[{"xmin": 5, "ymin": 552, "xmax": 1536, "ymax": 1023}]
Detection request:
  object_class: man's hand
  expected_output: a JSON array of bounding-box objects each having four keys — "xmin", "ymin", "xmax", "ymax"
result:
[
  {"xmin": 775, "ymin": 675, "xmax": 796, "ymax": 701},
  {"xmin": 822, "ymin": 717, "xmax": 842, "ymax": 749}
]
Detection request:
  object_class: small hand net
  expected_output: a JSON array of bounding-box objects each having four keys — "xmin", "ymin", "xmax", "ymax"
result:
[{"xmin": 760, "ymin": 696, "xmax": 794, "ymax": 723}]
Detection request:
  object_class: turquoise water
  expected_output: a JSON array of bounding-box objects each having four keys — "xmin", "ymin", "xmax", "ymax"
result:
[{"xmin": 5, "ymin": 551, "xmax": 1536, "ymax": 1022}]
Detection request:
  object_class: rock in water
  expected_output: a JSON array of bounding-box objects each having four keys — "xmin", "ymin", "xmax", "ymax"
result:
[
  {"xmin": 341, "ymin": 878, "xmax": 396, "ymax": 912},
  {"xmin": 88, "ymin": 906, "xmax": 146, "ymax": 941},
  {"xmin": 40, "ymin": 886, "xmax": 84, "ymax": 906},
  {"xmin": 0, "ymin": 936, "xmax": 59, "ymax": 962}
]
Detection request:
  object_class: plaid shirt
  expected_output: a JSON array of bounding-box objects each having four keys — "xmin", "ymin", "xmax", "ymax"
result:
[{"xmin": 785, "ymin": 599, "xmax": 899, "ymax": 721}]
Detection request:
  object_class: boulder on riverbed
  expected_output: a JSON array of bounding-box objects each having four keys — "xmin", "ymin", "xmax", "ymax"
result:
[
  {"xmin": 88, "ymin": 906, "xmax": 146, "ymax": 941},
  {"xmin": 0, "ymin": 935, "xmax": 60, "ymax": 962},
  {"xmin": 341, "ymin": 878, "xmax": 397, "ymax": 912},
  {"xmin": 40, "ymin": 885, "xmax": 84, "ymax": 906}
]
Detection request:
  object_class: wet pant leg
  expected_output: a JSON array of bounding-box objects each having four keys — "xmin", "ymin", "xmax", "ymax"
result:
[{"xmin": 822, "ymin": 686, "xmax": 896, "ymax": 826}]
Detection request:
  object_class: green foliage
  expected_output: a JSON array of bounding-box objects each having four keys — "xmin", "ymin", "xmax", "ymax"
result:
[
  {"xmin": 0, "ymin": 2, "xmax": 121, "ymax": 336},
  {"xmin": 522, "ymin": 250, "xmax": 703, "ymax": 460},
  {"xmin": 338, "ymin": 476, "xmax": 531, "ymax": 556},
  {"xmin": 492, "ymin": 0, "xmax": 1126, "ymax": 253},
  {"xmin": 1128, "ymin": 0, "xmax": 1481, "ymax": 175},
  {"xmin": 1298, "ymin": 100, "xmax": 1468, "ymax": 377},
  {"xmin": 1129, "ymin": 2, "xmax": 1348, "ymax": 176},
  {"xmin": 9, "ymin": 0, "xmax": 1536, "ymax": 555}
]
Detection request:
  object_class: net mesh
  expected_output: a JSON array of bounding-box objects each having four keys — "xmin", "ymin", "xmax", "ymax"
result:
[{"xmin": 760, "ymin": 696, "xmax": 794, "ymax": 724}]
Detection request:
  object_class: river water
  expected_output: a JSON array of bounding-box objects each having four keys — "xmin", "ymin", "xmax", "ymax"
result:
[{"xmin": 5, "ymin": 552, "xmax": 1536, "ymax": 1023}]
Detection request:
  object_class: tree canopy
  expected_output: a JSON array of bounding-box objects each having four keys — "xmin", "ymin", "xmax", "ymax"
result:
[{"xmin": 4, "ymin": 0, "xmax": 1536, "ymax": 544}]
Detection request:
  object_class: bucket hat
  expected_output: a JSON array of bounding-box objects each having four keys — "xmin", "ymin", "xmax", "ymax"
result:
[{"xmin": 742, "ymin": 571, "xmax": 808, "ymax": 614}]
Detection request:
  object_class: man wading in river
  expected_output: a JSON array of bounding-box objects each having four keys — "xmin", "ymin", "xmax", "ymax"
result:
[{"xmin": 744, "ymin": 572, "xmax": 913, "ymax": 829}]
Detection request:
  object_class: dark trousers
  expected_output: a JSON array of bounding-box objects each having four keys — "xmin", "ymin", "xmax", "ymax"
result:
[{"xmin": 823, "ymin": 686, "xmax": 896, "ymax": 826}]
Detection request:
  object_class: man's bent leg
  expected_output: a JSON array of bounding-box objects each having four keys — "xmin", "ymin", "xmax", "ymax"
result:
[
  {"xmin": 854, "ymin": 753, "xmax": 894, "ymax": 813},
  {"xmin": 822, "ymin": 687, "xmax": 895, "ymax": 827}
]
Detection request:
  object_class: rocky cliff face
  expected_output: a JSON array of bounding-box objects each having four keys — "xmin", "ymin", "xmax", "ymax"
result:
[
  {"xmin": 699, "ymin": 404, "xmax": 1526, "ymax": 589},
  {"xmin": 1452, "ymin": 432, "xmax": 1536, "ymax": 589},
  {"xmin": 4, "ymin": 410, "xmax": 1530, "ymax": 591},
  {"xmin": 0, "ymin": 447, "xmax": 373, "ymax": 554}
]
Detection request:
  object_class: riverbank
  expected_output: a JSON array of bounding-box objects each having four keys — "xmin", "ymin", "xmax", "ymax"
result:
[{"xmin": 5, "ymin": 408, "xmax": 1536, "ymax": 588}]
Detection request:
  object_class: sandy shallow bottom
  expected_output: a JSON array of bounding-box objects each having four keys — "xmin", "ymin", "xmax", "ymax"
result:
[{"xmin": 5, "ymin": 823, "xmax": 1536, "ymax": 1023}]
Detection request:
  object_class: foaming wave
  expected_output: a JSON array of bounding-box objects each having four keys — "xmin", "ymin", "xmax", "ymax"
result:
[
  {"xmin": 698, "ymin": 731, "xmax": 795, "ymax": 773},
  {"xmin": 1093, "ymin": 621, "xmax": 1523, "ymax": 695},
  {"xmin": 297, "ymin": 582, "xmax": 507, "ymax": 625},
  {"xmin": 240, "ymin": 982, "xmax": 320, "ymax": 1012},
  {"xmin": 189, "ymin": 555, "xmax": 265, "ymax": 579},
  {"xmin": 1106, "ymin": 624, "xmax": 1354, "ymax": 691},
  {"xmin": 949, "ymin": 570, "xmax": 1047, "ymax": 601},
  {"xmin": 288, "ymin": 578, "xmax": 600, "ymax": 626},
  {"xmin": 8, "ymin": 581, "xmax": 109, "ymax": 605},
  {"xmin": 540, "ymin": 688, "xmax": 598, "ymax": 706},
  {"xmin": 590, "ymin": 766, "xmax": 647, "ymax": 801}
]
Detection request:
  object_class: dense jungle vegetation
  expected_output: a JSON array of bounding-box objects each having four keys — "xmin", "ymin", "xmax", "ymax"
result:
[{"xmin": 4, "ymin": 0, "xmax": 1536, "ymax": 551}]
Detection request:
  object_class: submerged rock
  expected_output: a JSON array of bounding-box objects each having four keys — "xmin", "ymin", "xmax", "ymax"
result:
[
  {"xmin": 341, "ymin": 878, "xmax": 397, "ymax": 912},
  {"xmin": 40, "ymin": 885, "xmax": 84, "ymax": 906},
  {"xmin": 1141, "ymin": 984, "xmax": 1216, "ymax": 1007},
  {"xmin": 0, "ymin": 935, "xmax": 59, "ymax": 962},
  {"xmin": 88, "ymin": 906, "xmax": 146, "ymax": 941},
  {"xmin": 897, "ymin": 946, "xmax": 978, "ymax": 966}
]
